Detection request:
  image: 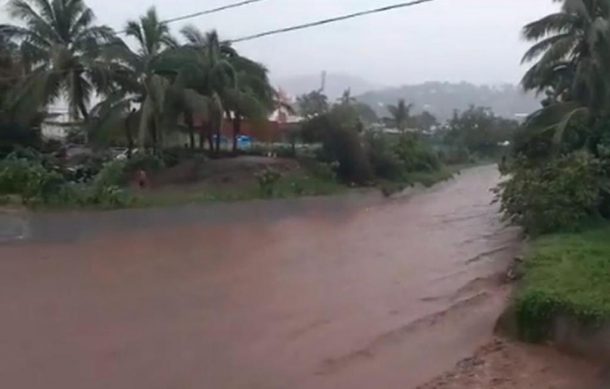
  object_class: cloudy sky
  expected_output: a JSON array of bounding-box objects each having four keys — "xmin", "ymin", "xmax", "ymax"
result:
[{"xmin": 1, "ymin": 0, "xmax": 558, "ymax": 86}]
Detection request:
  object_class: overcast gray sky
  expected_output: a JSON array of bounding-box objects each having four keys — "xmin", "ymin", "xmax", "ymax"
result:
[{"xmin": 1, "ymin": 0, "xmax": 558, "ymax": 85}]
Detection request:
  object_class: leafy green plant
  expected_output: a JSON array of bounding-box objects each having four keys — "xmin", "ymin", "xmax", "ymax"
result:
[
  {"xmin": 256, "ymin": 167, "xmax": 282, "ymax": 198},
  {"xmin": 394, "ymin": 134, "xmax": 441, "ymax": 172},
  {"xmin": 365, "ymin": 132, "xmax": 403, "ymax": 180},
  {"xmin": 125, "ymin": 154, "xmax": 165, "ymax": 174},
  {"xmin": 496, "ymin": 151, "xmax": 602, "ymax": 234},
  {"xmin": 0, "ymin": 156, "xmax": 63, "ymax": 203},
  {"xmin": 94, "ymin": 160, "xmax": 128, "ymax": 188}
]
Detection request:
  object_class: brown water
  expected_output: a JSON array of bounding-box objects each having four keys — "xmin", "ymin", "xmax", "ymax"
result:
[{"xmin": 0, "ymin": 165, "xmax": 521, "ymax": 389}]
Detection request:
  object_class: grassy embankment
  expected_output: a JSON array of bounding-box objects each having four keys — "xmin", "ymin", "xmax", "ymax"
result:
[
  {"xmin": 137, "ymin": 172, "xmax": 347, "ymax": 207},
  {"xmin": 514, "ymin": 223, "xmax": 610, "ymax": 341}
]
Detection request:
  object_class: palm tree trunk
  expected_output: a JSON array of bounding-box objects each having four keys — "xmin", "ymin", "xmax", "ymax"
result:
[
  {"xmin": 232, "ymin": 114, "xmax": 242, "ymax": 154},
  {"xmin": 125, "ymin": 122, "xmax": 134, "ymax": 159},
  {"xmin": 214, "ymin": 121, "xmax": 221, "ymax": 155},
  {"xmin": 151, "ymin": 121, "xmax": 158, "ymax": 155},
  {"xmin": 78, "ymin": 101, "xmax": 89, "ymax": 121},
  {"xmin": 215, "ymin": 126, "xmax": 220, "ymax": 155},
  {"xmin": 207, "ymin": 131, "xmax": 214, "ymax": 153},
  {"xmin": 198, "ymin": 130, "xmax": 205, "ymax": 150},
  {"xmin": 186, "ymin": 113, "xmax": 195, "ymax": 149}
]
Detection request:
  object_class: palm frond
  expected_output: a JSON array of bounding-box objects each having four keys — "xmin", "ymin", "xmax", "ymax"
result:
[
  {"xmin": 522, "ymin": 13, "xmax": 576, "ymax": 41},
  {"xmin": 521, "ymin": 33, "xmax": 576, "ymax": 63}
]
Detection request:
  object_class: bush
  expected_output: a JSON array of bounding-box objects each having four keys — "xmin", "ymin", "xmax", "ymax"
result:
[
  {"xmin": 125, "ymin": 154, "xmax": 165, "ymax": 174},
  {"xmin": 496, "ymin": 151, "xmax": 602, "ymax": 234},
  {"xmin": 319, "ymin": 127, "xmax": 373, "ymax": 185},
  {"xmin": 256, "ymin": 167, "xmax": 282, "ymax": 198},
  {"xmin": 93, "ymin": 160, "xmax": 128, "ymax": 188},
  {"xmin": 365, "ymin": 132, "xmax": 403, "ymax": 180},
  {"xmin": 0, "ymin": 156, "xmax": 63, "ymax": 203},
  {"xmin": 161, "ymin": 148, "xmax": 205, "ymax": 168},
  {"xmin": 0, "ymin": 154, "xmax": 133, "ymax": 208},
  {"xmin": 0, "ymin": 123, "xmax": 40, "ymax": 157},
  {"xmin": 302, "ymin": 106, "xmax": 373, "ymax": 185},
  {"xmin": 394, "ymin": 134, "xmax": 441, "ymax": 172}
]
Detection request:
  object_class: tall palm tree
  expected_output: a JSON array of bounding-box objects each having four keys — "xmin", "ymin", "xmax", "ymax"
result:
[
  {"xmin": 87, "ymin": 7, "xmax": 201, "ymax": 154},
  {"xmin": 521, "ymin": 0, "xmax": 610, "ymax": 148},
  {"xmin": 522, "ymin": 0, "xmax": 610, "ymax": 108},
  {"xmin": 181, "ymin": 26, "xmax": 236, "ymax": 154},
  {"xmin": 386, "ymin": 99, "xmax": 414, "ymax": 132},
  {"xmin": 0, "ymin": 0, "xmax": 117, "ymax": 120},
  {"xmin": 120, "ymin": 7, "xmax": 178, "ymax": 152},
  {"xmin": 223, "ymin": 55, "xmax": 275, "ymax": 153}
]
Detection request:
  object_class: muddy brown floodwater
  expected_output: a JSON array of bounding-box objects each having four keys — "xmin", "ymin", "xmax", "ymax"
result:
[{"xmin": 0, "ymin": 165, "xmax": 589, "ymax": 389}]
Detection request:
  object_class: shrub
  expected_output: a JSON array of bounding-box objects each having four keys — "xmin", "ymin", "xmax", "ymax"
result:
[
  {"xmin": 161, "ymin": 148, "xmax": 205, "ymax": 167},
  {"xmin": 93, "ymin": 160, "xmax": 128, "ymax": 188},
  {"xmin": 365, "ymin": 132, "xmax": 403, "ymax": 180},
  {"xmin": 394, "ymin": 134, "xmax": 441, "ymax": 172},
  {"xmin": 321, "ymin": 127, "xmax": 373, "ymax": 185},
  {"xmin": 307, "ymin": 161, "xmax": 339, "ymax": 181},
  {"xmin": 496, "ymin": 151, "xmax": 602, "ymax": 234},
  {"xmin": 302, "ymin": 106, "xmax": 373, "ymax": 185},
  {"xmin": 0, "ymin": 155, "xmax": 69, "ymax": 204},
  {"xmin": 90, "ymin": 185, "xmax": 133, "ymax": 208},
  {"xmin": 0, "ymin": 154, "xmax": 133, "ymax": 208},
  {"xmin": 125, "ymin": 154, "xmax": 165, "ymax": 175},
  {"xmin": 256, "ymin": 167, "xmax": 282, "ymax": 198}
]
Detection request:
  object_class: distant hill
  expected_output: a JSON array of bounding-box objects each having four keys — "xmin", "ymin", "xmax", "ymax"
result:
[
  {"xmin": 275, "ymin": 73, "xmax": 382, "ymax": 101},
  {"xmin": 356, "ymin": 81, "xmax": 540, "ymax": 121}
]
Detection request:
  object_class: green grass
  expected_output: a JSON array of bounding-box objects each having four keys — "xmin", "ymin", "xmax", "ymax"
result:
[
  {"xmin": 136, "ymin": 174, "xmax": 346, "ymax": 207},
  {"xmin": 515, "ymin": 223, "xmax": 610, "ymax": 341},
  {"xmin": 404, "ymin": 166, "xmax": 455, "ymax": 188}
]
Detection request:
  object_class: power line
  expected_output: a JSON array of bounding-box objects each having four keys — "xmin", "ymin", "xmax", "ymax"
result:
[
  {"xmin": 229, "ymin": 0, "xmax": 435, "ymax": 44},
  {"xmin": 116, "ymin": 0, "xmax": 267, "ymax": 34}
]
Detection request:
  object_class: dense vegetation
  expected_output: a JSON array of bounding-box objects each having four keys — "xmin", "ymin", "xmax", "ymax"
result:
[
  {"xmin": 501, "ymin": 0, "xmax": 610, "ymax": 346},
  {"xmin": 0, "ymin": 0, "xmax": 275, "ymax": 155},
  {"xmin": 498, "ymin": 0, "xmax": 610, "ymax": 234},
  {"xmin": 0, "ymin": 0, "xmax": 518, "ymax": 208},
  {"xmin": 0, "ymin": 0, "xmax": 284, "ymax": 206}
]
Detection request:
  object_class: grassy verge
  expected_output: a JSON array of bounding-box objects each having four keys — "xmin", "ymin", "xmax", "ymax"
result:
[
  {"xmin": 378, "ymin": 164, "xmax": 467, "ymax": 196},
  {"xmin": 515, "ymin": 223, "xmax": 610, "ymax": 341},
  {"xmin": 136, "ymin": 173, "xmax": 346, "ymax": 207}
]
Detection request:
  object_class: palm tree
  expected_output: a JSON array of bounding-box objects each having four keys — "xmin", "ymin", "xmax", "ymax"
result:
[
  {"xmin": 521, "ymin": 0, "xmax": 610, "ymax": 148},
  {"xmin": 1, "ymin": 0, "xmax": 117, "ymax": 120},
  {"xmin": 223, "ymin": 55, "xmax": 275, "ymax": 153},
  {"xmin": 297, "ymin": 90, "xmax": 328, "ymax": 118},
  {"xmin": 386, "ymin": 99, "xmax": 414, "ymax": 132},
  {"xmin": 181, "ymin": 26, "xmax": 236, "ymax": 154},
  {"xmin": 87, "ymin": 7, "xmax": 204, "ymax": 155},
  {"xmin": 522, "ymin": 0, "xmax": 610, "ymax": 108},
  {"xmin": 119, "ymin": 7, "xmax": 178, "ymax": 152}
]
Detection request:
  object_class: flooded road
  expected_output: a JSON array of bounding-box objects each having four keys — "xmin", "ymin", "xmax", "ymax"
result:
[{"xmin": 0, "ymin": 165, "xmax": 521, "ymax": 389}]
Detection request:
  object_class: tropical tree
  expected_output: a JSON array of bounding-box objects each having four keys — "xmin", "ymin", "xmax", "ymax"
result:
[
  {"xmin": 180, "ymin": 27, "xmax": 236, "ymax": 154},
  {"xmin": 223, "ymin": 55, "xmax": 275, "ymax": 152},
  {"xmin": 385, "ymin": 99, "xmax": 414, "ymax": 132},
  {"xmin": 297, "ymin": 90, "xmax": 328, "ymax": 118},
  {"xmin": 413, "ymin": 111, "xmax": 438, "ymax": 132},
  {"xmin": 521, "ymin": 0, "xmax": 610, "ymax": 148},
  {"xmin": 0, "ymin": 0, "xmax": 118, "ymax": 120},
  {"xmin": 121, "ymin": 7, "xmax": 178, "ymax": 152}
]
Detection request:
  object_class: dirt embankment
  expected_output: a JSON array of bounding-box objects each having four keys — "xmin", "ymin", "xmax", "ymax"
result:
[{"xmin": 419, "ymin": 338, "xmax": 606, "ymax": 389}]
